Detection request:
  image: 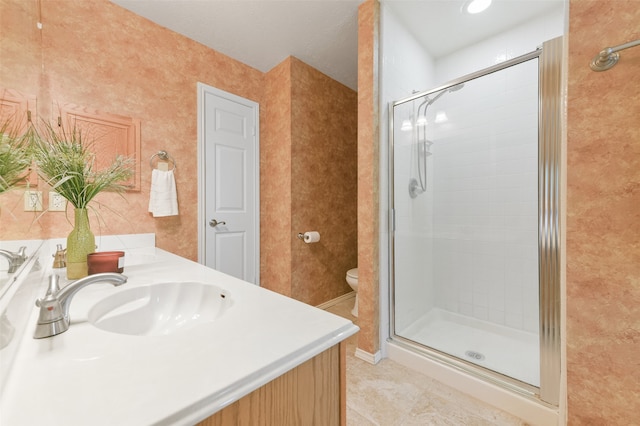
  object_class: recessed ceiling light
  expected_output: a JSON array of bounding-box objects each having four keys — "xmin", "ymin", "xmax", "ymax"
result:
[{"xmin": 462, "ymin": 0, "xmax": 492, "ymax": 14}]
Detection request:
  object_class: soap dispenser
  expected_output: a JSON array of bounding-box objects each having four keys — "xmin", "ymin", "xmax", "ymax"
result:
[{"xmin": 52, "ymin": 244, "xmax": 66, "ymax": 269}]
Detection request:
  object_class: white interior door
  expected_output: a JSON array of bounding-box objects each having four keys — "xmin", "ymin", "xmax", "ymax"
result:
[{"xmin": 198, "ymin": 84, "xmax": 259, "ymax": 284}]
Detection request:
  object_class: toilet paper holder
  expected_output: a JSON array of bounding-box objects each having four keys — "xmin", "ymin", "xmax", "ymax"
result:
[{"xmin": 297, "ymin": 231, "xmax": 320, "ymax": 243}]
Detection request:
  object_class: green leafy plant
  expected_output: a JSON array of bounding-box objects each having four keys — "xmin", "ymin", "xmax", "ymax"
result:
[
  {"xmin": 0, "ymin": 120, "xmax": 32, "ymax": 194},
  {"xmin": 32, "ymin": 123, "xmax": 134, "ymax": 209}
]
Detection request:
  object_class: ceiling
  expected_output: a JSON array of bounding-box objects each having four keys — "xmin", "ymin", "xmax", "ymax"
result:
[{"xmin": 111, "ymin": 0, "xmax": 564, "ymax": 91}]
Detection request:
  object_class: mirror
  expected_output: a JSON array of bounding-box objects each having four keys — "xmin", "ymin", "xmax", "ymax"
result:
[
  {"xmin": 0, "ymin": 239, "xmax": 43, "ymax": 300},
  {"xmin": 0, "ymin": 1, "xmax": 45, "ymax": 243},
  {"xmin": 0, "ymin": 1, "xmax": 42, "ymax": 288},
  {"xmin": 0, "ymin": 1, "xmax": 143, "ymax": 247}
]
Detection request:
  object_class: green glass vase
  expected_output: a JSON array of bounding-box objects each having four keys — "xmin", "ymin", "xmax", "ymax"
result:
[{"xmin": 66, "ymin": 208, "xmax": 95, "ymax": 279}]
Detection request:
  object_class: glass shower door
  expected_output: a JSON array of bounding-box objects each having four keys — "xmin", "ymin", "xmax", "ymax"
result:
[{"xmin": 391, "ymin": 56, "xmax": 541, "ymax": 387}]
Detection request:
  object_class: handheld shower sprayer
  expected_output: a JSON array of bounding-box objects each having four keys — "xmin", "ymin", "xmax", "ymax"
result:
[{"xmin": 409, "ymin": 83, "xmax": 464, "ymax": 199}]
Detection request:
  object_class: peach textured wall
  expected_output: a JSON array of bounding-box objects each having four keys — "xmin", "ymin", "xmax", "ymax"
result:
[
  {"xmin": 357, "ymin": 0, "xmax": 380, "ymax": 356},
  {"xmin": 261, "ymin": 57, "xmax": 358, "ymax": 306},
  {"xmin": 261, "ymin": 58, "xmax": 292, "ymax": 296},
  {"xmin": 290, "ymin": 57, "xmax": 357, "ymax": 306},
  {"xmin": 567, "ymin": 0, "xmax": 640, "ymax": 423},
  {"xmin": 0, "ymin": 0, "xmax": 263, "ymax": 261}
]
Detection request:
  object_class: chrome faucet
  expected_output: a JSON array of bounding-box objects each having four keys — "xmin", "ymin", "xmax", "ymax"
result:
[
  {"xmin": 33, "ymin": 272, "xmax": 127, "ymax": 339},
  {"xmin": 0, "ymin": 246, "xmax": 27, "ymax": 273}
]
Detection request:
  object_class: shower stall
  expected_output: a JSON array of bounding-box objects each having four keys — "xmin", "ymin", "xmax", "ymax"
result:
[{"xmin": 388, "ymin": 37, "xmax": 562, "ymax": 407}]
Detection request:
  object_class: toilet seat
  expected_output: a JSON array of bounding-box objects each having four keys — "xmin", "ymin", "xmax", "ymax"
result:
[
  {"xmin": 345, "ymin": 268, "xmax": 358, "ymax": 317},
  {"xmin": 347, "ymin": 268, "xmax": 358, "ymax": 279}
]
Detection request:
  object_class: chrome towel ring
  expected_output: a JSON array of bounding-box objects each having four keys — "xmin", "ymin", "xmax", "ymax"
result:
[{"xmin": 149, "ymin": 150, "xmax": 176, "ymax": 170}]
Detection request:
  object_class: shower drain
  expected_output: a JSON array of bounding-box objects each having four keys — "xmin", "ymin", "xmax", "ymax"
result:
[{"xmin": 465, "ymin": 350, "xmax": 485, "ymax": 361}]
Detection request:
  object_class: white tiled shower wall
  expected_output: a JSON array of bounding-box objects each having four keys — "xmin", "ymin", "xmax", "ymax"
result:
[
  {"xmin": 431, "ymin": 60, "xmax": 540, "ymax": 332},
  {"xmin": 380, "ymin": 6, "xmax": 434, "ymax": 333},
  {"xmin": 383, "ymin": 3, "xmax": 565, "ymax": 334}
]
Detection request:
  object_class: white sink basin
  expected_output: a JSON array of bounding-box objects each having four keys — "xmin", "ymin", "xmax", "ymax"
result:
[{"xmin": 88, "ymin": 282, "xmax": 232, "ymax": 336}]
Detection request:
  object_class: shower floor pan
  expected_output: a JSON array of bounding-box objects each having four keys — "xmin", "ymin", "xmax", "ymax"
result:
[{"xmin": 399, "ymin": 308, "xmax": 539, "ymax": 387}]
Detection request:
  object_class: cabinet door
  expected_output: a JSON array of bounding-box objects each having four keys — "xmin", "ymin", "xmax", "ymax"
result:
[{"xmin": 198, "ymin": 343, "xmax": 343, "ymax": 426}]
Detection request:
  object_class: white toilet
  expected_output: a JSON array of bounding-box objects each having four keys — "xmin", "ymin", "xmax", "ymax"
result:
[{"xmin": 346, "ymin": 268, "xmax": 358, "ymax": 317}]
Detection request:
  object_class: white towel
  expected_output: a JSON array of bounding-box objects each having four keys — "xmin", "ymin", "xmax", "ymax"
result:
[{"xmin": 148, "ymin": 169, "xmax": 179, "ymax": 217}]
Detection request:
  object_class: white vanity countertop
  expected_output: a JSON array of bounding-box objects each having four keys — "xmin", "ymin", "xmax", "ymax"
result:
[{"xmin": 0, "ymin": 248, "xmax": 359, "ymax": 425}]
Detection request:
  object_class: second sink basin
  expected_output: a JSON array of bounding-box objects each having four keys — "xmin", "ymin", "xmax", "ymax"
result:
[{"xmin": 88, "ymin": 282, "xmax": 232, "ymax": 336}]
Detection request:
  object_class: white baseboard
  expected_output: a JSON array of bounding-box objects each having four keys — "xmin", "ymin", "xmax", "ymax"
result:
[
  {"xmin": 355, "ymin": 348, "xmax": 382, "ymax": 365},
  {"xmin": 315, "ymin": 291, "xmax": 355, "ymax": 310}
]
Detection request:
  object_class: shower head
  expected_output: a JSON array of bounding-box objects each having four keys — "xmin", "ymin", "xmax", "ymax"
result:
[
  {"xmin": 415, "ymin": 82, "xmax": 465, "ymax": 128},
  {"xmin": 422, "ymin": 83, "xmax": 464, "ymax": 108}
]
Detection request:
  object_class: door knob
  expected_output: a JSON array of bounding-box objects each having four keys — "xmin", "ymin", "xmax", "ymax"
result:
[{"xmin": 209, "ymin": 219, "xmax": 226, "ymax": 228}]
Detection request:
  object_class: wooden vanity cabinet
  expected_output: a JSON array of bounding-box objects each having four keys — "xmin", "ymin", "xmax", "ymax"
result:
[{"xmin": 198, "ymin": 342, "xmax": 346, "ymax": 426}]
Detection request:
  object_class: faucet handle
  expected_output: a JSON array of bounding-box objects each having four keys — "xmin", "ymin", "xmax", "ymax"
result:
[
  {"xmin": 47, "ymin": 274, "xmax": 60, "ymax": 296},
  {"xmin": 36, "ymin": 274, "xmax": 61, "ymax": 308},
  {"xmin": 16, "ymin": 246, "xmax": 27, "ymax": 261},
  {"xmin": 34, "ymin": 274, "xmax": 69, "ymax": 339}
]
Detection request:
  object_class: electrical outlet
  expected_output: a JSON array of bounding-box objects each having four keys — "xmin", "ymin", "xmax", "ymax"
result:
[
  {"xmin": 24, "ymin": 190, "xmax": 43, "ymax": 211},
  {"xmin": 49, "ymin": 192, "xmax": 67, "ymax": 212}
]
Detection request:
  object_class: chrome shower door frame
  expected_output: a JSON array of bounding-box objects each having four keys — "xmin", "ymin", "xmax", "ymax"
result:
[{"xmin": 388, "ymin": 36, "xmax": 563, "ymax": 406}]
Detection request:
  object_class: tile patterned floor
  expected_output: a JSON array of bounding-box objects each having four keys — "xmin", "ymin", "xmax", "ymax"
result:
[{"xmin": 325, "ymin": 296, "xmax": 528, "ymax": 426}]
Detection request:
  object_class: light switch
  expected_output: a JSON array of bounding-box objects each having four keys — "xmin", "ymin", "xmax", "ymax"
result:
[
  {"xmin": 24, "ymin": 190, "xmax": 43, "ymax": 211},
  {"xmin": 49, "ymin": 192, "xmax": 67, "ymax": 212}
]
